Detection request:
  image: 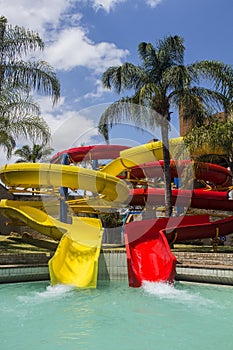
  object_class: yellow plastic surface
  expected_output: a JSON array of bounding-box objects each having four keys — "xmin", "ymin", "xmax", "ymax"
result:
[
  {"xmin": 49, "ymin": 217, "xmax": 103, "ymax": 288},
  {"xmin": 101, "ymin": 137, "xmax": 185, "ymax": 176},
  {"xmin": 0, "ymin": 199, "xmax": 103, "ymax": 288},
  {"xmin": 0, "ymin": 163, "xmax": 129, "ymax": 204},
  {"xmin": 0, "ymin": 199, "xmax": 65, "ymax": 240}
]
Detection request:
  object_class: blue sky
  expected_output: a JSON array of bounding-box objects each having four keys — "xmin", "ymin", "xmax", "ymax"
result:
[{"xmin": 0, "ymin": 0, "xmax": 232, "ymax": 164}]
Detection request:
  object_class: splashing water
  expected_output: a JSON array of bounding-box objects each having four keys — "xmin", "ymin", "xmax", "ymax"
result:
[
  {"xmin": 17, "ymin": 283, "xmax": 75, "ymax": 304},
  {"xmin": 141, "ymin": 280, "xmax": 216, "ymax": 307}
]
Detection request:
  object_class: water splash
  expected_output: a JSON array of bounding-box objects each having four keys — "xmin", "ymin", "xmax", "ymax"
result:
[
  {"xmin": 17, "ymin": 283, "xmax": 75, "ymax": 304},
  {"xmin": 141, "ymin": 281, "xmax": 216, "ymax": 308}
]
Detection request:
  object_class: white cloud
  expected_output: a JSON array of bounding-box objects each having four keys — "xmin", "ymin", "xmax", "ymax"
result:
[
  {"xmin": 92, "ymin": 0, "xmax": 126, "ymax": 12},
  {"xmin": 36, "ymin": 98, "xmax": 109, "ymax": 154},
  {"xmin": 145, "ymin": 0, "xmax": 163, "ymax": 8},
  {"xmin": 0, "ymin": 1, "xmax": 129, "ymax": 72},
  {"xmin": 44, "ymin": 27, "xmax": 129, "ymax": 72},
  {"xmin": 83, "ymin": 79, "xmax": 109, "ymax": 100},
  {"xmin": 0, "ymin": 106, "xmax": 99, "ymax": 167},
  {"xmin": 0, "ymin": 0, "xmax": 128, "ymax": 34},
  {"xmin": 0, "ymin": 0, "xmax": 71, "ymax": 35},
  {"xmin": 49, "ymin": 111, "xmax": 98, "ymax": 152}
]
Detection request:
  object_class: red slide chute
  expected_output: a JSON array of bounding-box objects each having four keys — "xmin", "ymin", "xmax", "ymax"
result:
[
  {"xmin": 51, "ymin": 145, "xmax": 129, "ymax": 164},
  {"xmin": 127, "ymin": 160, "xmax": 232, "ymax": 187},
  {"xmin": 124, "ymin": 215, "xmax": 211, "ymax": 287},
  {"xmin": 125, "ymin": 219, "xmax": 177, "ymax": 287}
]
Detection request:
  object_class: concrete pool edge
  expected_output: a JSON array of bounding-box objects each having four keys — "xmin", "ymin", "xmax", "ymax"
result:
[{"xmin": 0, "ymin": 249, "xmax": 233, "ymax": 285}]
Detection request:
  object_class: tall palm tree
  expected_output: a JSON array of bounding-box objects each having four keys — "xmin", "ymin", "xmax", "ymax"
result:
[
  {"xmin": 14, "ymin": 144, "xmax": 54, "ymax": 163},
  {"xmin": 98, "ymin": 35, "xmax": 233, "ymax": 216},
  {"xmin": 0, "ymin": 16, "xmax": 60, "ymax": 156}
]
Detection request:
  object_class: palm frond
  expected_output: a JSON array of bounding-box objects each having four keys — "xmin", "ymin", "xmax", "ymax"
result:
[
  {"xmin": 0, "ymin": 129, "xmax": 16, "ymax": 158},
  {"xmin": 102, "ymin": 63, "xmax": 146, "ymax": 94},
  {"xmin": 190, "ymin": 60, "xmax": 233, "ymax": 94},
  {"xmin": 4, "ymin": 60, "xmax": 60, "ymax": 104},
  {"xmin": 156, "ymin": 35, "xmax": 185, "ymax": 65}
]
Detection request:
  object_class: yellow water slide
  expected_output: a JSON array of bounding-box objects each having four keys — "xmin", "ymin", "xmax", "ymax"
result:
[
  {"xmin": 49, "ymin": 216, "xmax": 103, "ymax": 288},
  {"xmin": 101, "ymin": 137, "xmax": 185, "ymax": 176},
  {"xmin": 0, "ymin": 199, "xmax": 103, "ymax": 288},
  {"xmin": 0, "ymin": 164, "xmax": 129, "ymax": 288},
  {"xmin": 0, "ymin": 163, "xmax": 129, "ymax": 203}
]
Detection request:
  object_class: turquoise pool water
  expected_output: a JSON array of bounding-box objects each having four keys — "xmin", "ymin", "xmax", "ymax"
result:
[{"xmin": 0, "ymin": 280, "xmax": 232, "ymax": 350}]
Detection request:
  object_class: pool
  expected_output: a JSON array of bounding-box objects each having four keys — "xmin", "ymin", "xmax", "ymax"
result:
[{"xmin": 0, "ymin": 280, "xmax": 232, "ymax": 350}]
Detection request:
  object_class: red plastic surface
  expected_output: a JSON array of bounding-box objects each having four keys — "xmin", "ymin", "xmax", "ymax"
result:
[
  {"xmin": 124, "ymin": 209, "xmax": 233, "ymax": 288},
  {"xmin": 128, "ymin": 160, "xmax": 232, "ymax": 187},
  {"xmin": 129, "ymin": 188, "xmax": 233, "ymax": 211},
  {"xmin": 125, "ymin": 219, "xmax": 176, "ymax": 287},
  {"xmin": 51, "ymin": 145, "xmax": 129, "ymax": 164}
]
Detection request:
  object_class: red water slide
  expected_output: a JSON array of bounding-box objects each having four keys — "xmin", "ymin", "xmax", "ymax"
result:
[
  {"xmin": 125, "ymin": 218, "xmax": 177, "ymax": 287},
  {"xmin": 51, "ymin": 145, "xmax": 129, "ymax": 164},
  {"xmin": 125, "ymin": 187, "xmax": 233, "ymax": 287},
  {"xmin": 128, "ymin": 188, "xmax": 233, "ymax": 211},
  {"xmin": 125, "ymin": 211, "xmax": 233, "ymax": 287},
  {"xmin": 127, "ymin": 160, "xmax": 232, "ymax": 187}
]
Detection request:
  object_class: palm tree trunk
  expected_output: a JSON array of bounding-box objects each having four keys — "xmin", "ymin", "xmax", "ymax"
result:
[{"xmin": 161, "ymin": 116, "xmax": 173, "ymax": 217}]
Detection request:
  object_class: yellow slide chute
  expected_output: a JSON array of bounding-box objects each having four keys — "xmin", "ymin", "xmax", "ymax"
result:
[
  {"xmin": 49, "ymin": 217, "xmax": 103, "ymax": 288},
  {"xmin": 101, "ymin": 137, "xmax": 185, "ymax": 176},
  {"xmin": 0, "ymin": 199, "xmax": 103, "ymax": 288},
  {"xmin": 0, "ymin": 199, "xmax": 65, "ymax": 240},
  {"xmin": 0, "ymin": 163, "xmax": 129, "ymax": 203}
]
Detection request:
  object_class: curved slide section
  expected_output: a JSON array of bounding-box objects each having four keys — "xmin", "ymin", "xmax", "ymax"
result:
[
  {"xmin": 101, "ymin": 138, "xmax": 184, "ymax": 176},
  {"xmin": 0, "ymin": 199, "xmax": 103, "ymax": 288},
  {"xmin": 0, "ymin": 163, "xmax": 129, "ymax": 204},
  {"xmin": 127, "ymin": 160, "xmax": 232, "ymax": 188},
  {"xmin": 129, "ymin": 188, "xmax": 233, "ymax": 211},
  {"xmin": 51, "ymin": 144, "xmax": 129, "ymax": 164},
  {"xmin": 0, "ymin": 199, "xmax": 65, "ymax": 240}
]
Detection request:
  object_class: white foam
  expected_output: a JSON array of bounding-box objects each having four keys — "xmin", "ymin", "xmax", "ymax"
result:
[
  {"xmin": 17, "ymin": 284, "xmax": 75, "ymax": 304},
  {"xmin": 142, "ymin": 281, "xmax": 216, "ymax": 307},
  {"xmin": 36, "ymin": 284, "xmax": 74, "ymax": 298}
]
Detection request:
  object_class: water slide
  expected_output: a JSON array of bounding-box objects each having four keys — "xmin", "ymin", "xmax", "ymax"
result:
[
  {"xmin": 51, "ymin": 144, "xmax": 129, "ymax": 164},
  {"xmin": 1, "ymin": 137, "xmax": 233, "ymax": 287},
  {"xmin": 124, "ymin": 215, "xmax": 210, "ymax": 287},
  {"xmin": 124, "ymin": 218, "xmax": 177, "ymax": 287},
  {"xmin": 129, "ymin": 187, "xmax": 233, "ymax": 210},
  {"xmin": 125, "ymin": 160, "xmax": 232, "ymax": 188},
  {"xmin": 0, "ymin": 163, "xmax": 129, "ymax": 288},
  {"xmin": 0, "ymin": 163, "xmax": 129, "ymax": 203},
  {"xmin": 0, "ymin": 199, "xmax": 103, "ymax": 288}
]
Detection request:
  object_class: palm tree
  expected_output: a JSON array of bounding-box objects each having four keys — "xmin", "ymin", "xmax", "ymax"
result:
[
  {"xmin": 0, "ymin": 16, "xmax": 60, "ymax": 156},
  {"xmin": 0, "ymin": 85, "xmax": 51, "ymax": 157},
  {"xmin": 14, "ymin": 144, "xmax": 54, "ymax": 163},
  {"xmin": 98, "ymin": 35, "xmax": 233, "ymax": 216}
]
